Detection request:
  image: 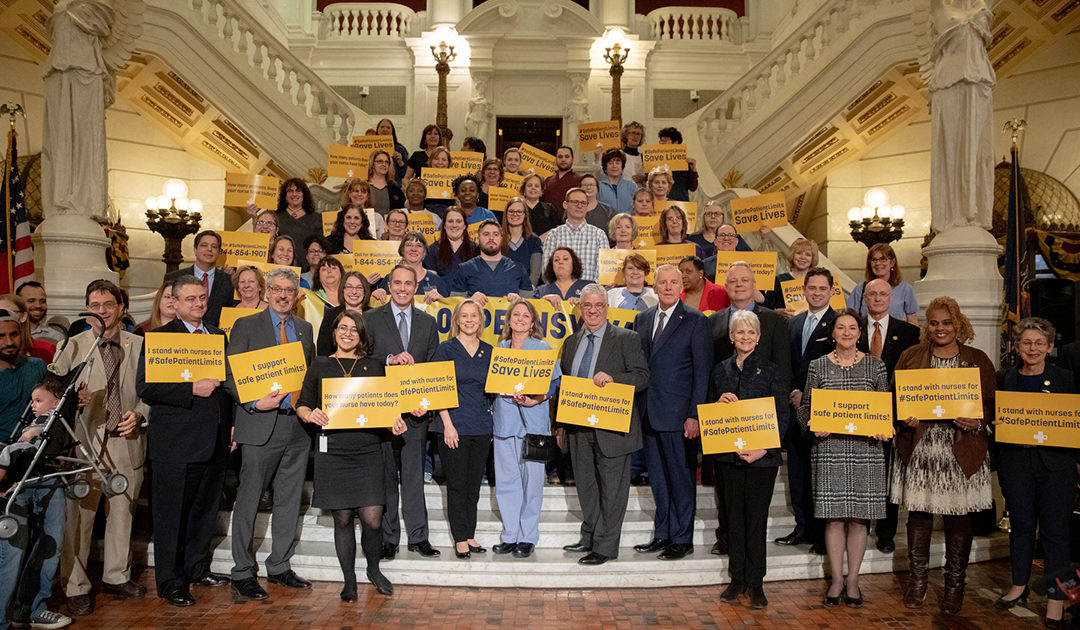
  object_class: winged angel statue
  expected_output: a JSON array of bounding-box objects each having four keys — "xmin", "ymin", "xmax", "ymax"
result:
[{"xmin": 42, "ymin": 0, "xmax": 143, "ymax": 219}]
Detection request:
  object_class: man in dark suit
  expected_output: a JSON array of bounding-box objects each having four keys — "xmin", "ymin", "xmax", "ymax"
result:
[
  {"xmin": 364, "ymin": 265, "xmax": 441, "ymax": 559},
  {"xmin": 226, "ymin": 267, "xmax": 316, "ymax": 600},
  {"xmin": 136, "ymin": 275, "xmax": 233, "ymax": 607},
  {"xmin": 633, "ymin": 265, "xmax": 713, "ymax": 560},
  {"xmin": 165, "ymin": 230, "xmax": 233, "ymax": 327},
  {"xmin": 707, "ymin": 261, "xmax": 790, "ymax": 555},
  {"xmin": 560, "ymin": 284, "xmax": 649, "ymax": 565},
  {"xmin": 778, "ymin": 267, "xmax": 837, "ymax": 554},
  {"xmin": 858, "ymin": 277, "xmax": 920, "ymax": 552},
  {"xmin": 1058, "ymin": 339, "xmax": 1080, "ymax": 391}
]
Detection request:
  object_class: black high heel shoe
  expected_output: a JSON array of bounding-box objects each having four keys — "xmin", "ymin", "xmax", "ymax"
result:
[
  {"xmin": 844, "ymin": 587, "xmax": 863, "ymax": 608},
  {"xmin": 823, "ymin": 585, "xmax": 843, "ymax": 607},
  {"xmin": 340, "ymin": 580, "xmax": 357, "ymax": 603},
  {"xmin": 455, "ymin": 543, "xmax": 471, "ymax": 559},
  {"xmin": 994, "ymin": 586, "xmax": 1029, "ymax": 610},
  {"xmin": 468, "ymin": 544, "xmax": 486, "ymax": 554}
]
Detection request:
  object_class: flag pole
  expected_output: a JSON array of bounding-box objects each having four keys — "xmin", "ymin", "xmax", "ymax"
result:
[{"xmin": 0, "ymin": 102, "xmax": 24, "ymax": 293}]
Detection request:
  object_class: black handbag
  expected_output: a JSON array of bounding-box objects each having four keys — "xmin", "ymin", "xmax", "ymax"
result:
[{"xmin": 517, "ymin": 402, "xmax": 559, "ymax": 462}]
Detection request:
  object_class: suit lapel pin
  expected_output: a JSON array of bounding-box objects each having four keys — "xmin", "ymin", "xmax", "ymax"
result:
[
  {"xmin": 891, "ymin": 336, "xmax": 897, "ymax": 341},
  {"xmin": 1044, "ymin": 379, "xmax": 1051, "ymax": 387}
]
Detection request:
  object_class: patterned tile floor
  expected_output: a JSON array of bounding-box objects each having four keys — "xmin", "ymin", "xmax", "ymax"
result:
[{"xmin": 45, "ymin": 559, "xmax": 1058, "ymax": 629}]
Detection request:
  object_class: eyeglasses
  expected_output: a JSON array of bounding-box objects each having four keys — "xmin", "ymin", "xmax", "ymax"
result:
[
  {"xmin": 565, "ymin": 199, "xmax": 587, "ymax": 206},
  {"xmin": 865, "ymin": 291, "xmax": 891, "ymax": 298},
  {"xmin": 308, "ymin": 248, "xmax": 325, "ymax": 256},
  {"xmin": 335, "ymin": 325, "xmax": 359, "ymax": 335},
  {"xmin": 869, "ymin": 257, "xmax": 890, "ymax": 263},
  {"xmin": 87, "ymin": 301, "xmax": 119, "ymax": 311},
  {"xmin": 717, "ymin": 234, "xmax": 738, "ymax": 240},
  {"xmin": 255, "ymin": 220, "xmax": 276, "ymax": 228},
  {"xmin": 1019, "ymin": 339, "xmax": 1049, "ymax": 348},
  {"xmin": 580, "ymin": 302, "xmax": 606, "ymax": 311},
  {"xmin": 388, "ymin": 219, "xmax": 408, "ymax": 226},
  {"xmin": 506, "ymin": 209, "xmax": 525, "ymax": 215},
  {"xmin": 268, "ymin": 286, "xmax": 298, "ymax": 295},
  {"xmin": 343, "ymin": 284, "xmax": 366, "ymax": 292}
]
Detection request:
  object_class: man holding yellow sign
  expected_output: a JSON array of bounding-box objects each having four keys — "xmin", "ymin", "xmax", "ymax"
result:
[{"xmin": 557, "ymin": 284, "xmax": 649, "ymax": 566}]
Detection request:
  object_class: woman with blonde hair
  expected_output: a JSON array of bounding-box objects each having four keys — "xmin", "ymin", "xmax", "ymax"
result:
[
  {"xmin": 231, "ymin": 266, "xmax": 268, "ymax": 309},
  {"xmin": 137, "ymin": 282, "xmax": 177, "ymax": 334},
  {"xmin": 647, "ymin": 166, "xmax": 674, "ymax": 205},
  {"xmin": 768, "ymin": 238, "xmax": 820, "ymax": 317},
  {"xmin": 608, "ymin": 213, "xmax": 639, "ymax": 250}
]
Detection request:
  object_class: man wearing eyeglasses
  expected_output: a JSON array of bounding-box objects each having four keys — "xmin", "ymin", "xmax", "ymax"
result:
[
  {"xmin": 540, "ymin": 188, "xmax": 610, "ymax": 282},
  {"xmin": 226, "ymin": 268, "xmax": 316, "ymax": 601},
  {"xmin": 54, "ymin": 280, "xmax": 150, "ymax": 616}
]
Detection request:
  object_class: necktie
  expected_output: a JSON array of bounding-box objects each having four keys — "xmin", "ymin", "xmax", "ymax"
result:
[
  {"xmin": 398, "ymin": 311, "xmax": 410, "ymax": 351},
  {"xmin": 871, "ymin": 321, "xmax": 883, "ymax": 358},
  {"xmin": 575, "ymin": 333, "xmax": 596, "ymax": 379},
  {"xmin": 201, "ymin": 272, "xmax": 209, "ymax": 290},
  {"xmin": 801, "ymin": 313, "xmax": 817, "ymax": 354},
  {"xmin": 280, "ymin": 319, "xmax": 297, "ymax": 408},
  {"xmin": 192, "ymin": 328, "xmax": 203, "ymax": 334},
  {"xmin": 100, "ymin": 340, "xmax": 123, "ymax": 431},
  {"xmin": 653, "ymin": 311, "xmax": 666, "ymax": 346}
]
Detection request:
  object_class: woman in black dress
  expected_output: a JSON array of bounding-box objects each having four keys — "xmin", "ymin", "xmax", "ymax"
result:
[{"xmin": 297, "ymin": 310, "xmax": 406, "ymax": 601}]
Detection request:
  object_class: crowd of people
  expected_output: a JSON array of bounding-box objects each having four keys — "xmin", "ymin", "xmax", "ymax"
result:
[{"xmin": 0, "ymin": 118, "xmax": 1078, "ymax": 629}]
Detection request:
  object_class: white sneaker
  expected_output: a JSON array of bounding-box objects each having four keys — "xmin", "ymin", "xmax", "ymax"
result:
[
  {"xmin": 29, "ymin": 610, "xmax": 72, "ymax": 629},
  {"xmin": 423, "ymin": 472, "xmax": 433, "ymax": 484}
]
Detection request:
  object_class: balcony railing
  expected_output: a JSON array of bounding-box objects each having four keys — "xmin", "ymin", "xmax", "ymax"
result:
[
  {"xmin": 646, "ymin": 6, "xmax": 740, "ymax": 43},
  {"xmin": 321, "ymin": 3, "xmax": 416, "ymax": 40}
]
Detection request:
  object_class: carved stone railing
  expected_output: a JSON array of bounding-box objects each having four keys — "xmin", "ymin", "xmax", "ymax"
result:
[
  {"xmin": 320, "ymin": 2, "xmax": 416, "ymax": 40},
  {"xmin": 646, "ymin": 6, "xmax": 740, "ymax": 43}
]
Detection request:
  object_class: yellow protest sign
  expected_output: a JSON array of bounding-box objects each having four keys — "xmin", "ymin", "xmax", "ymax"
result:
[
  {"xmin": 228, "ymin": 341, "xmax": 308, "ymax": 403},
  {"xmin": 641, "ymin": 144, "xmax": 688, "ymax": 172},
  {"xmin": 598, "ymin": 248, "xmax": 656, "ymax": 285},
  {"xmin": 780, "ymin": 278, "xmax": 808, "ymax": 313},
  {"xmin": 518, "ymin": 143, "xmax": 556, "ymax": 178},
  {"xmin": 556, "ymin": 375, "xmax": 635, "ymax": 432},
  {"xmin": 829, "ymin": 277, "xmax": 845, "ymax": 310},
  {"xmin": 322, "ymin": 210, "xmax": 338, "ymax": 236},
  {"xmin": 467, "ymin": 221, "xmax": 481, "ymax": 242},
  {"xmin": 224, "ymin": 172, "xmax": 280, "ymax": 210},
  {"xmin": 452, "ymin": 151, "xmax": 484, "ymax": 173},
  {"xmin": 236, "ymin": 259, "xmax": 302, "ymax": 278},
  {"xmin": 422, "ymin": 167, "xmax": 469, "ymax": 201},
  {"xmin": 713, "ymin": 251, "xmax": 776, "ymax": 291},
  {"xmin": 387, "ymin": 361, "xmax": 459, "ymax": 413},
  {"xmin": 331, "ymin": 253, "xmax": 357, "ymax": 273},
  {"xmin": 809, "ymin": 389, "xmax": 893, "ymax": 437},
  {"xmin": 894, "ymin": 367, "xmax": 983, "ymax": 420},
  {"xmin": 996, "ymin": 391, "xmax": 1080, "ymax": 448},
  {"xmin": 419, "ymin": 297, "xmax": 580, "ymax": 353},
  {"xmin": 653, "ymin": 243, "xmax": 696, "ymax": 269},
  {"xmin": 407, "ymin": 212, "xmax": 438, "ymax": 241},
  {"xmin": 653, "ymin": 200, "xmax": 697, "ymax": 229},
  {"xmin": 633, "ymin": 215, "xmax": 662, "ymax": 248},
  {"xmin": 216, "ymin": 231, "xmax": 271, "ymax": 267},
  {"xmin": 218, "ymin": 307, "xmax": 261, "ymax": 340},
  {"xmin": 503, "ymin": 171, "xmax": 526, "ymax": 190},
  {"xmin": 698, "ymin": 397, "xmax": 782, "ymax": 454},
  {"xmin": 327, "ymin": 144, "xmax": 368, "ymax": 179},
  {"xmin": 350, "ymin": 134, "xmax": 395, "ymax": 154},
  {"xmin": 352, "ymin": 240, "xmax": 400, "ymax": 278},
  {"xmin": 486, "ymin": 186, "xmax": 517, "ymax": 213},
  {"xmin": 321, "ymin": 376, "xmax": 400, "ymax": 429},
  {"xmin": 578, "ymin": 120, "xmax": 622, "ymax": 153},
  {"xmin": 730, "ymin": 192, "xmax": 788, "ymax": 234},
  {"xmin": 484, "ymin": 346, "xmax": 559, "ymax": 395},
  {"xmin": 142, "ymin": 332, "xmax": 226, "ymax": 383}
]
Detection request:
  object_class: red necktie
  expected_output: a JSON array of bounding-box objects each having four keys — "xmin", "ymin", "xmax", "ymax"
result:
[{"xmin": 201, "ymin": 273, "xmax": 209, "ymax": 290}]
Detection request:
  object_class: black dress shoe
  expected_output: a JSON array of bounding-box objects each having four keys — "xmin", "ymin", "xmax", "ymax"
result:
[
  {"xmin": 380, "ymin": 543, "xmax": 397, "ymax": 560},
  {"xmin": 994, "ymin": 586, "xmax": 1029, "ymax": 609},
  {"xmin": 512, "ymin": 543, "xmax": 534, "ymax": 558},
  {"xmin": 339, "ymin": 584, "xmax": 357, "ymax": 603},
  {"xmin": 658, "ymin": 543, "xmax": 693, "ymax": 560},
  {"xmin": 823, "ymin": 594, "xmax": 842, "ymax": 606},
  {"xmin": 630, "ymin": 475, "xmax": 649, "ymax": 486},
  {"xmin": 163, "ymin": 586, "xmax": 194, "ymax": 607},
  {"xmin": 468, "ymin": 544, "xmax": 486, "ymax": 554},
  {"xmin": 455, "ymin": 549, "xmax": 471, "ymax": 559},
  {"xmin": 103, "ymin": 580, "xmax": 147, "ymax": 598},
  {"xmin": 748, "ymin": 586, "xmax": 768, "ymax": 609},
  {"xmin": 66, "ymin": 594, "xmax": 93, "ymax": 617},
  {"xmin": 493, "ymin": 542, "xmax": 518, "ymax": 555},
  {"xmin": 192, "ymin": 573, "xmax": 230, "ymax": 587},
  {"xmin": 267, "ymin": 570, "xmax": 312, "ymax": 590},
  {"xmin": 366, "ymin": 568, "xmax": 393, "ymax": 596},
  {"xmin": 231, "ymin": 577, "xmax": 269, "ymax": 601},
  {"xmin": 774, "ymin": 530, "xmax": 807, "ymax": 546},
  {"xmin": 844, "ymin": 587, "xmax": 863, "ymax": 608},
  {"xmin": 719, "ymin": 581, "xmax": 746, "ymax": 603},
  {"xmin": 710, "ymin": 540, "xmax": 727, "ymax": 556},
  {"xmin": 634, "ymin": 538, "xmax": 671, "ymax": 553},
  {"xmin": 563, "ymin": 542, "xmax": 590, "ymax": 553},
  {"xmin": 407, "ymin": 540, "xmax": 441, "ymax": 557},
  {"xmin": 875, "ymin": 538, "xmax": 896, "ymax": 553},
  {"xmin": 809, "ymin": 542, "xmax": 827, "ymax": 555},
  {"xmin": 578, "ymin": 552, "xmax": 609, "ymax": 565},
  {"xmin": 1045, "ymin": 616, "xmax": 1065, "ymax": 629}
]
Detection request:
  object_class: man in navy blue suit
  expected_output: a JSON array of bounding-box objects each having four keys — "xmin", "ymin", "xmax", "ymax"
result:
[{"xmin": 633, "ymin": 265, "xmax": 713, "ymax": 560}]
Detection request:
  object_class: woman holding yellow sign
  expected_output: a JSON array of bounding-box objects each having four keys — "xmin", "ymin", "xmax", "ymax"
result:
[
  {"xmin": 797, "ymin": 308, "xmax": 889, "ymax": 609},
  {"xmin": 491, "ymin": 301, "xmax": 561, "ymax": 559},
  {"xmin": 431, "ymin": 299, "xmax": 494, "ymax": 559},
  {"xmin": 658, "ymin": 205, "xmax": 705, "ymax": 259},
  {"xmin": 992, "ymin": 317, "xmax": 1075, "ymax": 627},
  {"xmin": 711, "ymin": 310, "xmax": 790, "ymax": 610},
  {"xmin": 892, "ymin": 296, "xmax": 995, "ymax": 616},
  {"xmin": 296, "ymin": 310, "xmax": 406, "ymax": 602}
]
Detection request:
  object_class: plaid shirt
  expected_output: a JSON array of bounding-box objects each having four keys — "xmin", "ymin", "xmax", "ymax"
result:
[{"xmin": 541, "ymin": 220, "xmax": 610, "ymax": 282}]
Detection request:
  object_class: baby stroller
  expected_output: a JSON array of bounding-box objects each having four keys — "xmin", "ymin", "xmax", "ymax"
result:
[{"xmin": 0, "ymin": 312, "xmax": 129, "ymax": 539}]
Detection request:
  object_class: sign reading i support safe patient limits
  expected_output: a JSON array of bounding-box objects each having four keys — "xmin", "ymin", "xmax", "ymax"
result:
[
  {"xmin": 228, "ymin": 341, "xmax": 308, "ymax": 403},
  {"xmin": 641, "ymin": 144, "xmax": 688, "ymax": 172},
  {"xmin": 809, "ymin": 389, "xmax": 893, "ymax": 437},
  {"xmin": 484, "ymin": 347, "xmax": 559, "ymax": 395},
  {"xmin": 517, "ymin": 143, "xmax": 556, "ymax": 178},
  {"xmin": 556, "ymin": 375, "xmax": 635, "ymax": 433},
  {"xmin": 387, "ymin": 361, "xmax": 459, "ymax": 413},
  {"xmin": 713, "ymin": 251, "xmax": 777, "ymax": 290},
  {"xmin": 143, "ymin": 332, "xmax": 226, "ymax": 383},
  {"xmin": 578, "ymin": 120, "xmax": 622, "ymax": 153},
  {"xmin": 730, "ymin": 192, "xmax": 788, "ymax": 234},
  {"xmin": 698, "ymin": 397, "xmax": 781, "ymax": 455},
  {"xmin": 224, "ymin": 173, "xmax": 280, "ymax": 210},
  {"xmin": 894, "ymin": 368, "xmax": 983, "ymax": 420},
  {"xmin": 321, "ymin": 376, "xmax": 400, "ymax": 430},
  {"xmin": 996, "ymin": 391, "xmax": 1080, "ymax": 448}
]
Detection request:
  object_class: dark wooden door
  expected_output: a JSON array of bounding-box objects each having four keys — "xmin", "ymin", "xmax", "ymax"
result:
[{"xmin": 495, "ymin": 117, "xmax": 563, "ymax": 159}]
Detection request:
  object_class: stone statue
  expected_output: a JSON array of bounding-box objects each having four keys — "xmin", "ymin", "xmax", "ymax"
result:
[
  {"xmin": 41, "ymin": 0, "xmax": 142, "ymax": 219},
  {"xmin": 465, "ymin": 74, "xmax": 493, "ymax": 139},
  {"xmin": 925, "ymin": 0, "xmax": 996, "ymax": 232},
  {"xmin": 564, "ymin": 76, "xmax": 589, "ymax": 124}
]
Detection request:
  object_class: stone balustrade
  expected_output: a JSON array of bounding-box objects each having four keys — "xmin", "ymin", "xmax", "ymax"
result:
[
  {"xmin": 646, "ymin": 6, "xmax": 740, "ymax": 43},
  {"xmin": 321, "ymin": 2, "xmax": 416, "ymax": 40}
]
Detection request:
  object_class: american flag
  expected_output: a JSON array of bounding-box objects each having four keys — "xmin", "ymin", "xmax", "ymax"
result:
[{"xmin": 1, "ymin": 129, "xmax": 33, "ymax": 293}]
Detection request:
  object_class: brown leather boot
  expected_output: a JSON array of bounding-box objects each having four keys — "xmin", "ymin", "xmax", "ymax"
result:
[
  {"xmin": 903, "ymin": 513, "xmax": 932, "ymax": 608},
  {"xmin": 940, "ymin": 516, "xmax": 973, "ymax": 616}
]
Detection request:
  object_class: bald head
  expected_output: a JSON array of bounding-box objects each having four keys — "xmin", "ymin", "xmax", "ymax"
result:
[{"xmin": 864, "ymin": 278, "xmax": 893, "ymax": 319}]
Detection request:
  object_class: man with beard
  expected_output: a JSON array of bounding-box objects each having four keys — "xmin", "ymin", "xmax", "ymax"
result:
[
  {"xmin": 16, "ymin": 282, "xmax": 64, "ymax": 346},
  {"xmin": 447, "ymin": 220, "xmax": 533, "ymax": 302},
  {"xmin": 543, "ymin": 146, "xmax": 582, "ymax": 217},
  {"xmin": 0, "ymin": 310, "xmax": 46, "ymax": 437}
]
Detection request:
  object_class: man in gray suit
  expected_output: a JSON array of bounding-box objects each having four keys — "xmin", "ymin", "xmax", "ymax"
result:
[
  {"xmin": 560, "ymin": 284, "xmax": 650, "ymax": 566},
  {"xmin": 226, "ymin": 267, "xmax": 316, "ymax": 600},
  {"xmin": 364, "ymin": 265, "xmax": 441, "ymax": 559}
]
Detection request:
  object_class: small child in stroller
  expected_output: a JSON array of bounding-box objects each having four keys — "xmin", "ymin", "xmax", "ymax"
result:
[{"xmin": 0, "ymin": 374, "xmax": 64, "ymax": 493}]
